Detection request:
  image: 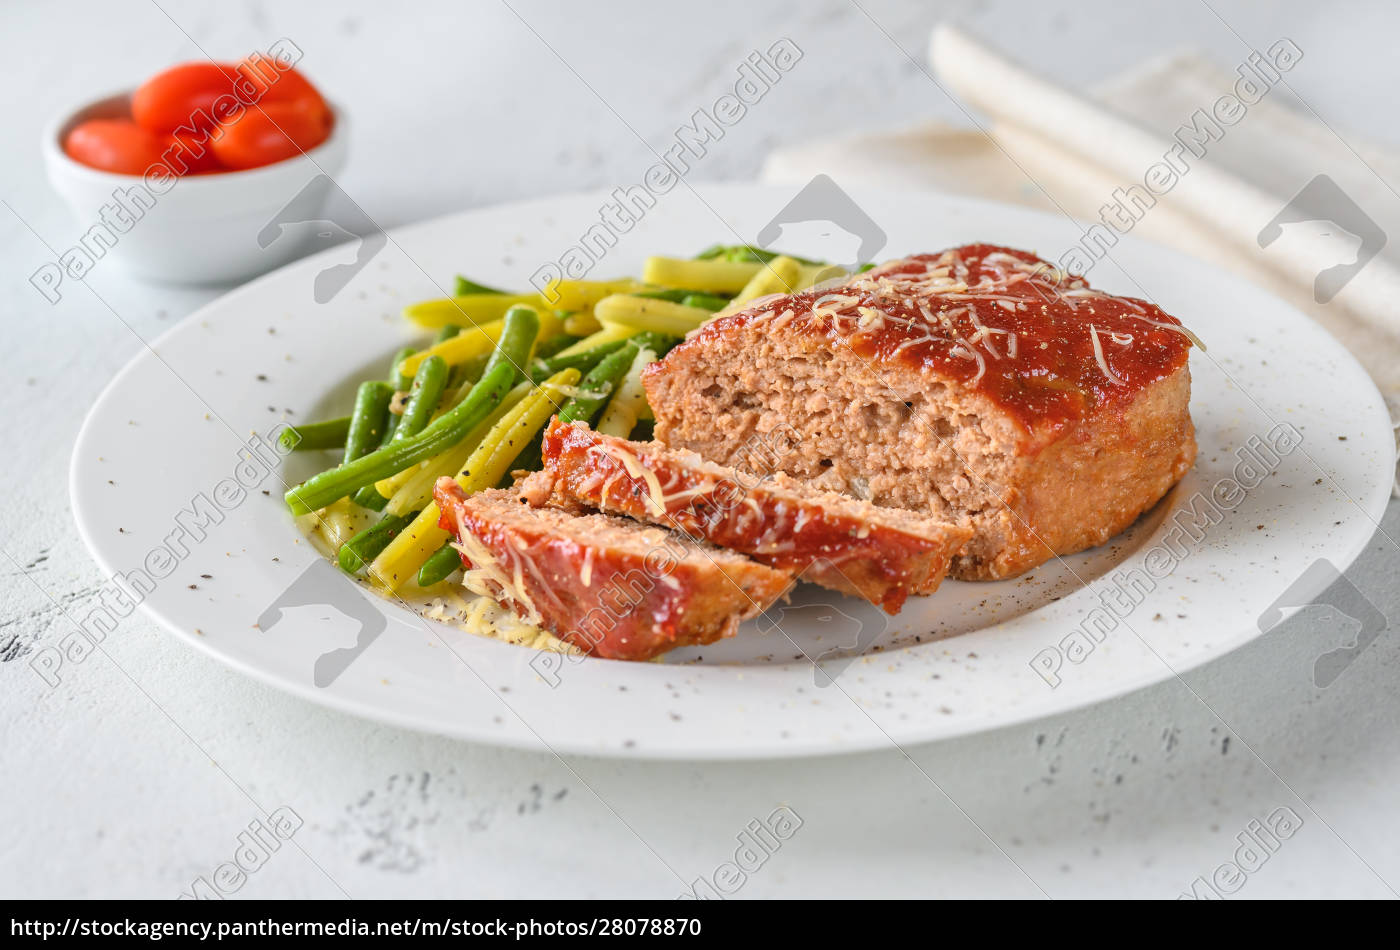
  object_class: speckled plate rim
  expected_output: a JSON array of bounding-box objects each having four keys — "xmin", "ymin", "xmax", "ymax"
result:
[{"xmin": 69, "ymin": 182, "xmax": 1394, "ymax": 759}]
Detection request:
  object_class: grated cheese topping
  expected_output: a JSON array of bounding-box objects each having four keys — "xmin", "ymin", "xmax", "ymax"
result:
[
  {"xmin": 587, "ymin": 442, "xmax": 668, "ymax": 515},
  {"xmin": 720, "ymin": 244, "xmax": 1201, "ymax": 400}
]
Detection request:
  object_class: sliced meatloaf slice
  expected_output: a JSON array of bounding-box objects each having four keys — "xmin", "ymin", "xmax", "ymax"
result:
[
  {"xmin": 535, "ymin": 418, "xmax": 972, "ymax": 613},
  {"xmin": 434, "ymin": 478, "xmax": 791, "ymax": 661},
  {"xmin": 644, "ymin": 243, "xmax": 1197, "ymax": 580}
]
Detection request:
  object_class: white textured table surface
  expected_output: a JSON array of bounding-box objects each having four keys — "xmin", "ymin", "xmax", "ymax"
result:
[{"xmin": 3, "ymin": 0, "xmax": 1398, "ymax": 900}]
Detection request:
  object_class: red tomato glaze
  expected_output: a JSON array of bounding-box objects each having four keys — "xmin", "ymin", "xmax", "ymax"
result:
[{"xmin": 684, "ymin": 244, "xmax": 1196, "ymax": 435}]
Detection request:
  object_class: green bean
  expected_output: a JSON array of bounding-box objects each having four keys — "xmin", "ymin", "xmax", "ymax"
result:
[
  {"xmin": 435, "ymin": 326, "xmax": 463, "ymax": 389},
  {"xmin": 338, "ymin": 512, "xmax": 417, "ymax": 573},
  {"xmin": 717, "ymin": 244, "xmax": 825, "ymax": 266},
  {"xmin": 533, "ymin": 332, "xmax": 581, "ymax": 362},
  {"xmin": 278, "ymin": 416, "xmax": 350, "ymax": 452},
  {"xmin": 694, "ymin": 243, "xmax": 824, "ymax": 265},
  {"xmin": 527, "ymin": 331, "xmax": 579, "ymax": 386},
  {"xmin": 729, "ymin": 246, "xmax": 783, "ymax": 264},
  {"xmin": 556, "ymin": 343, "xmax": 638, "ymax": 426},
  {"xmin": 481, "ymin": 305, "xmax": 541, "ymax": 385},
  {"xmin": 532, "ymin": 330, "xmax": 672, "ymax": 386},
  {"xmin": 389, "ymin": 346, "xmax": 417, "ymax": 393},
  {"xmin": 680, "ymin": 293, "xmax": 728, "ymax": 312},
  {"xmin": 635, "ymin": 288, "xmax": 727, "ymax": 314},
  {"xmin": 381, "ymin": 351, "xmax": 413, "ymax": 445},
  {"xmin": 347, "ymin": 347, "xmax": 415, "ymax": 508},
  {"xmin": 438, "ymin": 355, "xmax": 492, "ymax": 408},
  {"xmin": 345, "ymin": 381, "xmax": 394, "ymax": 462},
  {"xmin": 350, "ymin": 485, "xmax": 390, "ymax": 511},
  {"xmin": 630, "ymin": 419, "xmax": 656, "ymax": 442},
  {"xmin": 445, "ymin": 366, "xmax": 469, "ymax": 396},
  {"xmin": 530, "ymin": 332, "xmax": 673, "ymax": 383},
  {"xmin": 393, "ymin": 356, "xmax": 449, "ymax": 441},
  {"xmin": 528, "ymin": 340, "xmax": 626, "ymax": 382},
  {"xmin": 628, "ymin": 331, "xmax": 680, "ymax": 356},
  {"xmin": 454, "ymin": 352, "xmax": 492, "ymax": 389},
  {"xmin": 416, "ymin": 543, "xmax": 463, "ymax": 587},
  {"xmin": 634, "ymin": 287, "xmax": 694, "ymax": 303},
  {"xmin": 454, "ymin": 276, "xmax": 508, "ymax": 296},
  {"xmin": 284, "ymin": 362, "xmax": 514, "ymax": 516},
  {"xmin": 351, "ymin": 354, "xmax": 451, "ymax": 509}
]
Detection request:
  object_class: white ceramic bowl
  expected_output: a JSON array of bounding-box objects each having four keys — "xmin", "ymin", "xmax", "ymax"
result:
[{"xmin": 42, "ymin": 91, "xmax": 349, "ymax": 285}]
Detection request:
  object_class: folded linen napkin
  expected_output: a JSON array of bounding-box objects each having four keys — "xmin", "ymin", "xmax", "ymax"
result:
[{"xmin": 763, "ymin": 26, "xmax": 1400, "ymax": 410}]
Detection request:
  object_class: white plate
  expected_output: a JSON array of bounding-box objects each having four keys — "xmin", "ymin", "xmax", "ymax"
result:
[{"xmin": 70, "ymin": 183, "xmax": 1393, "ymax": 759}]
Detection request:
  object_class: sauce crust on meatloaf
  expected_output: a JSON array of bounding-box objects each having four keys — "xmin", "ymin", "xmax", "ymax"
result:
[
  {"xmin": 536, "ymin": 418, "xmax": 973, "ymax": 613},
  {"xmin": 643, "ymin": 244, "xmax": 1198, "ymax": 580}
]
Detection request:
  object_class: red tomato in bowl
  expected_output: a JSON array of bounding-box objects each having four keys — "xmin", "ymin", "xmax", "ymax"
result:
[
  {"xmin": 132, "ymin": 58, "xmax": 328, "ymax": 132},
  {"xmin": 234, "ymin": 56, "xmax": 327, "ymax": 115},
  {"xmin": 70, "ymin": 56, "xmax": 330, "ymax": 175},
  {"xmin": 64, "ymin": 119, "xmax": 225, "ymax": 176},
  {"xmin": 64, "ymin": 119, "xmax": 171, "ymax": 175},
  {"xmin": 210, "ymin": 99, "xmax": 332, "ymax": 170},
  {"xmin": 131, "ymin": 61, "xmax": 240, "ymax": 133}
]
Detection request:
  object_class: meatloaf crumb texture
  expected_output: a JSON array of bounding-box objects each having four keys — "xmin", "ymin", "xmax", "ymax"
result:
[
  {"xmin": 434, "ymin": 479, "xmax": 792, "ymax": 661},
  {"xmin": 644, "ymin": 244, "xmax": 1197, "ymax": 579},
  {"xmin": 537, "ymin": 418, "xmax": 973, "ymax": 612}
]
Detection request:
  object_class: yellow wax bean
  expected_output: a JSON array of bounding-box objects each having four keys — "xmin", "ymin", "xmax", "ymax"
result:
[{"xmin": 640, "ymin": 257, "xmax": 762, "ymax": 294}]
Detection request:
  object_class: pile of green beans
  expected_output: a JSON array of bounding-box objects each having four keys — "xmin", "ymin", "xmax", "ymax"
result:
[
  {"xmin": 287, "ymin": 307, "xmax": 540, "ymax": 517},
  {"xmin": 288, "ymin": 243, "xmax": 840, "ymax": 586},
  {"xmin": 285, "ymin": 362, "xmax": 514, "ymax": 516}
]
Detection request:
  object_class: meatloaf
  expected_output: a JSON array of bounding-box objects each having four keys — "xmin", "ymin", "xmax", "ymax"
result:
[
  {"xmin": 643, "ymin": 244, "xmax": 1197, "ymax": 579},
  {"xmin": 434, "ymin": 478, "xmax": 791, "ymax": 661},
  {"xmin": 533, "ymin": 418, "xmax": 973, "ymax": 612}
]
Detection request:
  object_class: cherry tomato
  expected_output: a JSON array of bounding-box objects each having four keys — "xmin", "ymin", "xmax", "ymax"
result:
[
  {"xmin": 210, "ymin": 99, "xmax": 331, "ymax": 170},
  {"xmin": 234, "ymin": 56, "xmax": 327, "ymax": 118},
  {"xmin": 64, "ymin": 119, "xmax": 171, "ymax": 175},
  {"xmin": 105, "ymin": 56, "xmax": 329, "ymax": 175},
  {"xmin": 131, "ymin": 61, "xmax": 240, "ymax": 133}
]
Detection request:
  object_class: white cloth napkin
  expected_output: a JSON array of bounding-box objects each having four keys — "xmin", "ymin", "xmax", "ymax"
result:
[{"xmin": 762, "ymin": 25, "xmax": 1400, "ymax": 412}]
